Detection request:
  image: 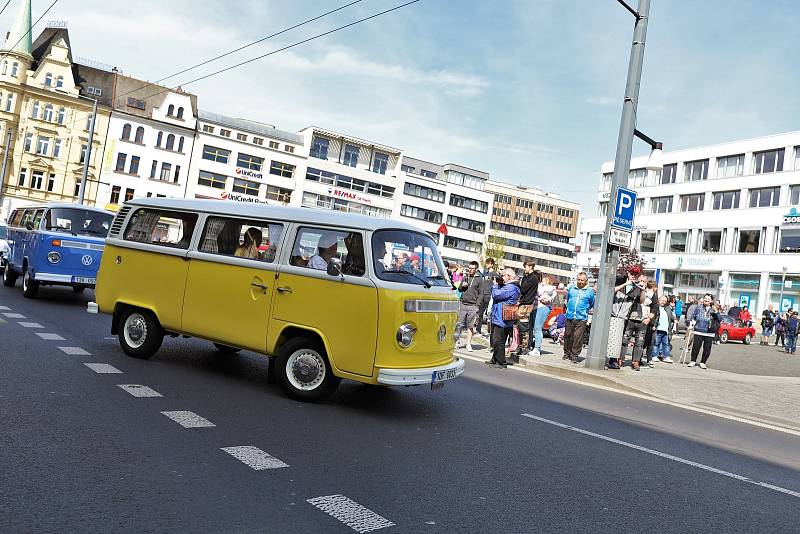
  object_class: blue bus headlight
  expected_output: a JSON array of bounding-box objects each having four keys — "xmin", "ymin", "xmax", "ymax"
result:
[{"xmin": 47, "ymin": 251, "xmax": 61, "ymax": 264}]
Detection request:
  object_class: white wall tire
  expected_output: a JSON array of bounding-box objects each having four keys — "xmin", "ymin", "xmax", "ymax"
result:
[
  {"xmin": 22, "ymin": 268, "xmax": 39, "ymax": 299},
  {"xmin": 2, "ymin": 264, "xmax": 17, "ymax": 287},
  {"xmin": 276, "ymin": 338, "xmax": 339, "ymax": 401},
  {"xmin": 744, "ymin": 333, "xmax": 752, "ymax": 345},
  {"xmin": 118, "ymin": 308, "xmax": 163, "ymax": 359},
  {"xmin": 720, "ymin": 331, "xmax": 729, "ymax": 344}
]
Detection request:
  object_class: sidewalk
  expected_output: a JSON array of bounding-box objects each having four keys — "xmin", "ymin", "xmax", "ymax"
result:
[{"xmin": 459, "ymin": 335, "xmax": 800, "ymax": 434}]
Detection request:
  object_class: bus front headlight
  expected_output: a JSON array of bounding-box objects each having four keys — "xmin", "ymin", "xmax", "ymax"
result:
[
  {"xmin": 396, "ymin": 323, "xmax": 417, "ymax": 348},
  {"xmin": 47, "ymin": 251, "xmax": 61, "ymax": 264}
]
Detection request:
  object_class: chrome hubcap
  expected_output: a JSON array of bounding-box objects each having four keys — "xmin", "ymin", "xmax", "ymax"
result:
[
  {"xmin": 287, "ymin": 350, "xmax": 325, "ymax": 391},
  {"xmin": 124, "ymin": 314, "xmax": 147, "ymax": 348}
]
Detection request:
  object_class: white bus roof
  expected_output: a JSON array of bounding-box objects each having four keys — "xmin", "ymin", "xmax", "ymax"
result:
[{"xmin": 124, "ymin": 198, "xmax": 427, "ymax": 233}]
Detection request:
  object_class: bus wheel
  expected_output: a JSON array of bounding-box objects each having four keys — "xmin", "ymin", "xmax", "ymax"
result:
[
  {"xmin": 276, "ymin": 337, "xmax": 339, "ymax": 402},
  {"xmin": 213, "ymin": 343, "xmax": 241, "ymax": 354},
  {"xmin": 22, "ymin": 268, "xmax": 39, "ymax": 298},
  {"xmin": 119, "ymin": 308, "xmax": 163, "ymax": 359},
  {"xmin": 73, "ymin": 285, "xmax": 86, "ymax": 294},
  {"xmin": 2, "ymin": 265, "xmax": 18, "ymax": 287}
]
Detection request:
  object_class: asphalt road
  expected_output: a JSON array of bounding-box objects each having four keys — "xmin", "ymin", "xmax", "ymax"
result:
[{"xmin": 2, "ymin": 283, "xmax": 800, "ymax": 533}]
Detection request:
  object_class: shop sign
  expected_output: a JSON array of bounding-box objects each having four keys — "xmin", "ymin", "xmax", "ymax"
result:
[
  {"xmin": 783, "ymin": 208, "xmax": 799, "ymax": 225},
  {"xmin": 327, "ymin": 188, "xmax": 372, "ymax": 204},
  {"xmin": 235, "ymin": 167, "xmax": 263, "ymax": 180},
  {"xmin": 220, "ymin": 192, "xmax": 268, "ymax": 204}
]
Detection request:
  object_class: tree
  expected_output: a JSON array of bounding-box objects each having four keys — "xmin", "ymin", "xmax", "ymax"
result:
[
  {"xmin": 589, "ymin": 247, "xmax": 648, "ymax": 281},
  {"xmin": 483, "ymin": 230, "xmax": 506, "ymax": 265}
]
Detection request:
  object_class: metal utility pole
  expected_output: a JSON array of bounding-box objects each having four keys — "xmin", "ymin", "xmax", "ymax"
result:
[
  {"xmin": 585, "ymin": 0, "xmax": 652, "ymax": 370},
  {"xmin": 0, "ymin": 126, "xmax": 14, "ymax": 215},
  {"xmin": 778, "ymin": 266, "xmax": 788, "ymax": 311},
  {"xmin": 78, "ymin": 97, "xmax": 98, "ymax": 205}
]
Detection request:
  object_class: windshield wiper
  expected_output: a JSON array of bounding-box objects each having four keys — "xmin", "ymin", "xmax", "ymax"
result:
[
  {"xmin": 392, "ymin": 269, "xmax": 431, "ymax": 288},
  {"xmin": 44, "ymin": 224, "xmax": 77, "ymax": 236}
]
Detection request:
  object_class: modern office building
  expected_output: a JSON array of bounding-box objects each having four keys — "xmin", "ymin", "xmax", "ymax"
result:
[
  {"xmin": 576, "ymin": 131, "xmax": 800, "ymax": 311},
  {"xmin": 396, "ymin": 156, "xmax": 493, "ymax": 265},
  {"xmin": 487, "ymin": 180, "xmax": 579, "ymax": 282}
]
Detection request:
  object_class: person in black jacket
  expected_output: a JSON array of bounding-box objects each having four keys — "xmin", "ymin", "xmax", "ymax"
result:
[
  {"xmin": 476, "ymin": 258, "xmax": 498, "ymax": 336},
  {"xmin": 517, "ymin": 260, "xmax": 540, "ymax": 355}
]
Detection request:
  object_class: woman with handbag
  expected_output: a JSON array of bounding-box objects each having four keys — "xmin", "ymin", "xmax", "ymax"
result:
[{"xmin": 486, "ymin": 268, "xmax": 521, "ymax": 369}]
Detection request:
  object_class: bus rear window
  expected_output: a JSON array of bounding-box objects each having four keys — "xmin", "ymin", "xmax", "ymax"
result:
[{"xmin": 124, "ymin": 208, "xmax": 197, "ymax": 249}]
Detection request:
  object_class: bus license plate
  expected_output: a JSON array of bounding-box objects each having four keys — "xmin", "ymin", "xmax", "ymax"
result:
[
  {"xmin": 431, "ymin": 368, "xmax": 457, "ymax": 390},
  {"xmin": 73, "ymin": 276, "xmax": 96, "ymax": 285}
]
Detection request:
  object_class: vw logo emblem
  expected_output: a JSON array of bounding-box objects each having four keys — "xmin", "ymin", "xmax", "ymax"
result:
[{"xmin": 81, "ymin": 255, "xmax": 93, "ymax": 266}]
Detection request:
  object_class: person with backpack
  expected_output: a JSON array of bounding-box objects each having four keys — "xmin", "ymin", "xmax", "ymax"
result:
[
  {"xmin": 774, "ymin": 311, "xmax": 787, "ymax": 347},
  {"xmin": 785, "ymin": 311, "xmax": 799, "ymax": 354},
  {"xmin": 609, "ymin": 266, "xmax": 648, "ymax": 370},
  {"xmin": 760, "ymin": 304, "xmax": 776, "ymax": 345}
]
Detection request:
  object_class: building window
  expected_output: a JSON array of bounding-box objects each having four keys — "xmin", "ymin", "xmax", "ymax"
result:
[
  {"xmin": 11, "ymin": 62, "xmax": 18, "ymax": 76},
  {"xmin": 420, "ymin": 170, "xmax": 437, "ymax": 179},
  {"xmin": 126, "ymin": 97, "xmax": 145, "ymax": 110},
  {"xmin": 1, "ymin": 60, "xmax": 6, "ymax": 75},
  {"xmin": 753, "ymin": 148, "xmax": 784, "ymax": 174},
  {"xmin": 150, "ymin": 160, "xmax": 157, "ymax": 179},
  {"xmin": 159, "ymin": 163, "xmax": 172, "ymax": 181},
  {"xmin": 403, "ymin": 182, "xmax": 445, "ymax": 203},
  {"xmin": 712, "ymin": 190, "xmax": 740, "ymax": 210},
  {"xmin": 233, "ymin": 178, "xmax": 259, "ymax": 196},
  {"xmin": 23, "ymin": 133, "xmax": 33, "ymax": 152},
  {"xmin": 701, "ymin": 230, "xmax": 722, "ymax": 253},
  {"xmin": 73, "ymin": 181, "xmax": 80, "ymax": 197},
  {"xmin": 198, "ymin": 170, "xmax": 227, "ymax": 189},
  {"xmin": 130, "ymin": 156, "xmax": 140, "ymax": 176},
  {"xmin": 534, "ymin": 216, "xmax": 552, "ymax": 226},
  {"xmin": 110, "ymin": 186, "xmax": 120, "ymax": 204},
  {"xmin": 115, "ymin": 152, "xmax": 127, "ymax": 172},
  {"xmin": 165, "ymin": 134, "xmax": 175, "ymax": 150},
  {"xmin": 401, "ymin": 164, "xmax": 415, "ymax": 174},
  {"xmin": 684, "ymin": 159, "xmax": 708, "ymax": 181},
  {"xmin": 85, "ymin": 114, "xmax": 95, "ymax": 131},
  {"xmin": 669, "ymin": 232, "xmax": 688, "ymax": 253},
  {"xmin": 167, "ymin": 104, "xmax": 175, "ymax": 116},
  {"xmin": 122, "ymin": 123, "xmax": 132, "ymax": 141},
  {"xmin": 749, "ymin": 186, "xmax": 780, "ymax": 208},
  {"xmin": 680, "ymin": 193, "xmax": 705, "ymax": 212},
  {"xmin": 628, "ymin": 168, "xmax": 647, "ymax": 187},
  {"xmin": 57, "ymin": 107, "xmax": 65, "ymax": 124},
  {"xmin": 716, "ymin": 154, "xmax": 744, "ymax": 178},
  {"xmin": 266, "ymin": 185, "xmax": 292, "ymax": 204},
  {"xmin": 253, "ymin": 137, "xmax": 264, "ymax": 146},
  {"xmin": 311, "ymin": 137, "xmax": 329, "ymax": 159},
  {"xmin": 284, "ymin": 145, "xmax": 295, "ymax": 153},
  {"xmin": 588, "ymin": 234, "xmax": 602, "ymax": 252},
  {"xmin": 135, "ymin": 126, "xmax": 144, "ymax": 143},
  {"xmin": 125, "ymin": 188, "xmax": 135, "ymax": 202},
  {"xmin": 650, "ymin": 196, "xmax": 673, "ymax": 213},
  {"xmin": 44, "ymin": 73, "xmax": 53, "ymax": 86},
  {"xmin": 658, "ymin": 163, "xmax": 677, "ymax": 184},
  {"xmin": 31, "ymin": 100, "xmax": 40, "ymax": 119},
  {"xmin": 219, "ymin": 129, "xmax": 231, "ymax": 138},
  {"xmin": 790, "ymin": 185, "xmax": 800, "ymax": 206},
  {"xmin": 202, "ymin": 125, "xmax": 214, "ymax": 133},
  {"xmin": 450, "ymin": 194, "xmax": 488, "ymax": 213},
  {"xmin": 53, "ymin": 139, "xmax": 62, "ymax": 159},
  {"xmin": 236, "ymin": 133, "xmax": 247, "ymax": 142},
  {"xmin": 86, "ymin": 85, "xmax": 102, "ymax": 97},
  {"xmin": 794, "ymin": 147, "xmax": 800, "ymax": 171},
  {"xmin": 779, "ymin": 229, "xmax": 800, "ymax": 254},
  {"xmin": 342, "ymin": 144, "xmax": 359, "ymax": 167},
  {"xmin": 514, "ymin": 212, "xmax": 532, "ymax": 223},
  {"xmin": 269, "ymin": 160, "xmax": 295, "ymax": 178},
  {"xmin": 31, "ymin": 171, "xmax": 44, "ymax": 189},
  {"xmin": 79, "ymin": 144, "xmax": 88, "ymax": 164},
  {"xmin": 17, "ymin": 167, "xmax": 26, "ymax": 187},
  {"xmin": 177, "ymin": 136, "xmax": 185, "ymax": 153},
  {"xmin": 202, "ymin": 145, "xmax": 230, "ymax": 163},
  {"xmin": 537, "ymin": 203, "xmax": 554, "ymax": 213},
  {"xmin": 35, "ymin": 136, "xmax": 49, "ymax": 155},
  {"xmin": 640, "ymin": 232, "xmax": 656, "ymax": 253},
  {"xmin": 174, "ymin": 165, "xmax": 181, "ymax": 182},
  {"xmin": 43, "ymin": 104, "xmax": 53, "ymax": 122},
  {"xmin": 237, "ymin": 152, "xmax": 264, "ymax": 171},
  {"xmin": 269, "ymin": 140, "xmax": 279, "ymax": 149},
  {"xmin": 446, "ymin": 214, "xmax": 484, "ymax": 233},
  {"xmin": 443, "ymin": 236, "xmax": 482, "ymax": 254},
  {"xmin": 515, "ymin": 198, "xmax": 533, "ymax": 209},
  {"xmin": 400, "ymin": 204, "xmax": 443, "ymax": 224},
  {"xmin": 156, "ymin": 131, "xmax": 163, "ymax": 147},
  {"xmin": 372, "ymin": 153, "xmax": 389, "ymax": 175},
  {"xmin": 176, "ymin": 107, "xmax": 184, "ymax": 119},
  {"xmin": 493, "ymin": 208, "xmax": 510, "ymax": 218},
  {"xmin": 598, "ymin": 202, "xmax": 608, "ymax": 217},
  {"xmin": 738, "ymin": 229, "xmax": 760, "ymax": 253},
  {"xmin": 5, "ymin": 93, "xmax": 12, "ymax": 112}
]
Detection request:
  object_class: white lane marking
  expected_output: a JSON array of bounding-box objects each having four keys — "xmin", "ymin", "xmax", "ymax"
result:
[
  {"xmin": 459, "ymin": 353, "xmax": 800, "ymax": 437},
  {"xmin": 18, "ymin": 322, "xmax": 43, "ymax": 328},
  {"xmin": 3, "ymin": 312, "xmax": 26, "ymax": 318},
  {"xmin": 84, "ymin": 363, "xmax": 123, "ymax": 374},
  {"xmin": 161, "ymin": 411, "xmax": 215, "ymax": 428},
  {"xmin": 0, "ymin": 305, "xmax": 10, "ymax": 310},
  {"xmin": 521, "ymin": 413, "xmax": 800, "ymax": 499},
  {"xmin": 117, "ymin": 384, "xmax": 162, "ymax": 398},
  {"xmin": 307, "ymin": 494, "xmax": 395, "ymax": 533},
  {"xmin": 58, "ymin": 346, "xmax": 90, "ymax": 355},
  {"xmin": 36, "ymin": 333, "xmax": 66, "ymax": 340},
  {"xmin": 221, "ymin": 446, "xmax": 289, "ymax": 470}
]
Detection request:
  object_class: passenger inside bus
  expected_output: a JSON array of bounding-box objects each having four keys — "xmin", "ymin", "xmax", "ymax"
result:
[{"xmin": 234, "ymin": 227, "xmax": 262, "ymax": 259}]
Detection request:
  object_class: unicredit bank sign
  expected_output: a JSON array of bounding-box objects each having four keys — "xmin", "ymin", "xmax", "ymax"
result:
[{"xmin": 235, "ymin": 167, "xmax": 263, "ymax": 180}]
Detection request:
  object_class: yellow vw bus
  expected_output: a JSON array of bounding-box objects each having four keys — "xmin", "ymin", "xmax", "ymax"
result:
[{"xmin": 92, "ymin": 198, "xmax": 463, "ymax": 401}]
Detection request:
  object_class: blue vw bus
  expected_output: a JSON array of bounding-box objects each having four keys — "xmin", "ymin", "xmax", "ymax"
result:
[{"xmin": 2, "ymin": 203, "xmax": 114, "ymax": 298}]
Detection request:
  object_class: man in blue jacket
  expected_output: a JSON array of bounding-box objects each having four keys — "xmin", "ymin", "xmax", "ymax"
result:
[
  {"xmin": 486, "ymin": 268, "xmax": 521, "ymax": 368},
  {"xmin": 563, "ymin": 272, "xmax": 595, "ymax": 363}
]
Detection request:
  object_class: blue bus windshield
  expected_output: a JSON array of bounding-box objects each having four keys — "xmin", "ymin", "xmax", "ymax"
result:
[{"xmin": 45, "ymin": 207, "xmax": 113, "ymax": 237}]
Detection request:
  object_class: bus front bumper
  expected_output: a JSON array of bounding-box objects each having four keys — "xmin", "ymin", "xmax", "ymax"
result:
[{"xmin": 376, "ymin": 357, "xmax": 465, "ymax": 386}]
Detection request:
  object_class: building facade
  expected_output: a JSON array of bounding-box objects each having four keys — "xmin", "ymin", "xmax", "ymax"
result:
[
  {"xmin": 0, "ymin": 13, "xmax": 112, "ymax": 219},
  {"xmin": 185, "ymin": 110, "xmax": 306, "ymax": 208},
  {"xmin": 487, "ymin": 180, "xmax": 579, "ymax": 282},
  {"xmin": 576, "ymin": 131, "xmax": 800, "ymax": 311},
  {"xmin": 397, "ymin": 156, "xmax": 493, "ymax": 265}
]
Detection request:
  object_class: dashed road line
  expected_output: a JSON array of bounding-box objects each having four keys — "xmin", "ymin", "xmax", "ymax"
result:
[
  {"xmin": 36, "ymin": 333, "xmax": 65, "ymax": 340},
  {"xmin": 0, "ymin": 305, "xmax": 10, "ymax": 310},
  {"xmin": 84, "ymin": 363, "xmax": 123, "ymax": 374},
  {"xmin": 307, "ymin": 494, "xmax": 395, "ymax": 533},
  {"xmin": 221, "ymin": 446, "xmax": 289, "ymax": 470},
  {"xmin": 161, "ymin": 411, "xmax": 215, "ymax": 428},
  {"xmin": 18, "ymin": 322, "xmax": 43, "ymax": 328},
  {"xmin": 58, "ymin": 346, "xmax": 90, "ymax": 355},
  {"xmin": 2, "ymin": 312, "xmax": 25, "ymax": 319},
  {"xmin": 521, "ymin": 413, "xmax": 800, "ymax": 499},
  {"xmin": 118, "ymin": 384, "xmax": 162, "ymax": 398}
]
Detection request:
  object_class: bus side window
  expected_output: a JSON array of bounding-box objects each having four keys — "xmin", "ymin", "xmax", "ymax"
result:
[
  {"xmin": 290, "ymin": 227, "xmax": 365, "ymax": 276},
  {"xmin": 198, "ymin": 216, "xmax": 283, "ymax": 263}
]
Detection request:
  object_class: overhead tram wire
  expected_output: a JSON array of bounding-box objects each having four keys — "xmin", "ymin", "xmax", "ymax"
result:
[
  {"xmin": 0, "ymin": 0, "xmax": 59, "ymax": 64},
  {"xmin": 124, "ymin": 0, "xmax": 422, "ymax": 104},
  {"xmin": 0, "ymin": 1, "xmax": 13, "ymax": 17}
]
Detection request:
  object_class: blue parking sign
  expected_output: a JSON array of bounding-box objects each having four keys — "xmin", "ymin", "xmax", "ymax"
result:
[{"xmin": 611, "ymin": 187, "xmax": 637, "ymax": 232}]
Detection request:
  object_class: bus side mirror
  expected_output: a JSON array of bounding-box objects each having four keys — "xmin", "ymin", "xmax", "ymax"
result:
[
  {"xmin": 327, "ymin": 258, "xmax": 343, "ymax": 278},
  {"xmin": 25, "ymin": 222, "xmax": 34, "ymax": 231}
]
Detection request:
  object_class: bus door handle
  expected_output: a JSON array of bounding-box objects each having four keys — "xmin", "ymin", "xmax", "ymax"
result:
[
  {"xmin": 277, "ymin": 286, "xmax": 293, "ymax": 294},
  {"xmin": 251, "ymin": 282, "xmax": 268, "ymax": 291}
]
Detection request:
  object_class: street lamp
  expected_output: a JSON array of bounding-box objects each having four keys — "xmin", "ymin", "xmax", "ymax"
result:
[{"xmin": 584, "ymin": 0, "xmax": 663, "ymax": 371}]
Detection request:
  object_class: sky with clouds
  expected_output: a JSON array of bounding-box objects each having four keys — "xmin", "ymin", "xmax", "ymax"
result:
[{"xmin": 4, "ymin": 0, "xmax": 799, "ymax": 215}]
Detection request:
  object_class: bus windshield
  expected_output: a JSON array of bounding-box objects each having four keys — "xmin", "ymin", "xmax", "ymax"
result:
[
  {"xmin": 372, "ymin": 229, "xmax": 449, "ymax": 287},
  {"xmin": 45, "ymin": 207, "xmax": 113, "ymax": 237}
]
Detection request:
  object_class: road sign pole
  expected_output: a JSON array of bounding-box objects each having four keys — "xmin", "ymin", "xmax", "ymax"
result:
[{"xmin": 585, "ymin": 0, "xmax": 651, "ymax": 370}]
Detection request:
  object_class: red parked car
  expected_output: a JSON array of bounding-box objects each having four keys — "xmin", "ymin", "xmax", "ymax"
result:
[{"xmin": 718, "ymin": 316, "xmax": 756, "ymax": 344}]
